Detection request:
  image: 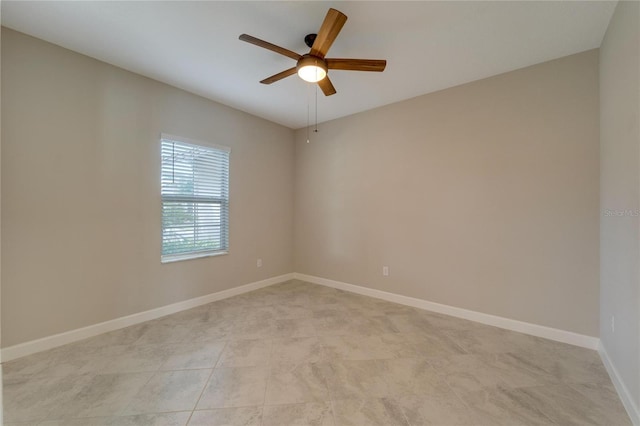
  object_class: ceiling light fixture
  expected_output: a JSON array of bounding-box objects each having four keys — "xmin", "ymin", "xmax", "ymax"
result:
[
  {"xmin": 297, "ymin": 55, "xmax": 327, "ymax": 83},
  {"xmin": 239, "ymin": 9, "xmax": 387, "ymax": 96}
]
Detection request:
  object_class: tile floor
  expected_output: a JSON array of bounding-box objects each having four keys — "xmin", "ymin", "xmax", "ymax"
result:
[{"xmin": 2, "ymin": 280, "xmax": 631, "ymax": 425}]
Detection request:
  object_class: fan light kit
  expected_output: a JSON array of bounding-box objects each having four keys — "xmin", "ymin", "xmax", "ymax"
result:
[
  {"xmin": 297, "ymin": 55, "xmax": 327, "ymax": 83},
  {"xmin": 239, "ymin": 8, "xmax": 387, "ymax": 96}
]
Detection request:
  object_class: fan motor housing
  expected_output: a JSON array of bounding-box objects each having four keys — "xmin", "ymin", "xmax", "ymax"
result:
[
  {"xmin": 297, "ymin": 54, "xmax": 327, "ymax": 71},
  {"xmin": 304, "ymin": 34, "xmax": 317, "ymax": 48}
]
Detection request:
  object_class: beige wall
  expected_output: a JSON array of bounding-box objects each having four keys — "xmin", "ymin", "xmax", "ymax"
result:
[
  {"xmin": 1, "ymin": 29, "xmax": 295, "ymax": 347},
  {"xmin": 0, "ymin": 21, "xmax": 3, "ymax": 353},
  {"xmin": 0, "ymin": 26, "xmax": 606, "ymax": 348},
  {"xmin": 294, "ymin": 50, "xmax": 600, "ymax": 336},
  {"xmin": 0, "ymin": 17, "xmax": 3, "ymax": 420},
  {"xmin": 600, "ymin": 0, "xmax": 640, "ymax": 413}
]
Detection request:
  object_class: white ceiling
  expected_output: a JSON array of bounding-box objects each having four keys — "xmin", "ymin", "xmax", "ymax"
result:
[{"xmin": 2, "ymin": 1, "xmax": 616, "ymax": 129}]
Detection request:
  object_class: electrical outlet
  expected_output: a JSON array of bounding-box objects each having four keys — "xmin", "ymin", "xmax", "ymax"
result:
[
  {"xmin": 611, "ymin": 316, "xmax": 615, "ymax": 333},
  {"xmin": 382, "ymin": 266, "xmax": 389, "ymax": 276},
  {"xmin": 257, "ymin": 258, "xmax": 262, "ymax": 268}
]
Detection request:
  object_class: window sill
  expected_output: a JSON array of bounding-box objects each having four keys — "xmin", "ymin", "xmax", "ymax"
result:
[{"xmin": 161, "ymin": 250, "xmax": 228, "ymax": 264}]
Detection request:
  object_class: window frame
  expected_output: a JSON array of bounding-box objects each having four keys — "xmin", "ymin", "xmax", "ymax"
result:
[{"xmin": 160, "ymin": 133, "xmax": 230, "ymax": 263}]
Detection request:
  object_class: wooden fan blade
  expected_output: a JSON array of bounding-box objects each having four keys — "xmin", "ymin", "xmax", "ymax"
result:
[
  {"xmin": 239, "ymin": 34, "xmax": 301, "ymax": 61},
  {"xmin": 260, "ymin": 67, "xmax": 298, "ymax": 84},
  {"xmin": 310, "ymin": 8, "xmax": 347, "ymax": 58},
  {"xmin": 326, "ymin": 58, "xmax": 387, "ymax": 72},
  {"xmin": 318, "ymin": 76, "xmax": 337, "ymax": 96}
]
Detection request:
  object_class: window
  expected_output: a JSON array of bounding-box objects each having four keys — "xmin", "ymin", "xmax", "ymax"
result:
[{"xmin": 161, "ymin": 134, "xmax": 230, "ymax": 262}]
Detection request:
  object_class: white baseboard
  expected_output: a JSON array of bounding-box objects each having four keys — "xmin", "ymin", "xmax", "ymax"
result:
[
  {"xmin": 0, "ymin": 273, "xmax": 294, "ymax": 363},
  {"xmin": 294, "ymin": 273, "xmax": 600, "ymax": 350},
  {"xmin": 0, "ymin": 271, "xmax": 601, "ymax": 360},
  {"xmin": 599, "ymin": 342, "xmax": 640, "ymax": 425}
]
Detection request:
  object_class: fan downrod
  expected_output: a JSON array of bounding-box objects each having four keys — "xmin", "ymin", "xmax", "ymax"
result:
[{"xmin": 304, "ymin": 34, "xmax": 317, "ymax": 48}]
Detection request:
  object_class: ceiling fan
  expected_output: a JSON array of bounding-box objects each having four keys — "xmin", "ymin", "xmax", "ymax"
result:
[{"xmin": 239, "ymin": 8, "xmax": 387, "ymax": 96}]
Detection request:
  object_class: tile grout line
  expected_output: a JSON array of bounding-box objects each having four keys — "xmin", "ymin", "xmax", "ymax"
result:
[
  {"xmin": 113, "ymin": 361, "xmax": 165, "ymax": 419},
  {"xmin": 313, "ymin": 340, "xmax": 340, "ymax": 426},
  {"xmin": 185, "ymin": 339, "xmax": 229, "ymax": 425},
  {"xmin": 259, "ymin": 338, "xmax": 275, "ymax": 426}
]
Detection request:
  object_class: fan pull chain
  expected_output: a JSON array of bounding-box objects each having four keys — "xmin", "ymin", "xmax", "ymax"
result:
[
  {"xmin": 306, "ymin": 81, "xmax": 311, "ymax": 143},
  {"xmin": 315, "ymin": 83, "xmax": 318, "ymax": 134}
]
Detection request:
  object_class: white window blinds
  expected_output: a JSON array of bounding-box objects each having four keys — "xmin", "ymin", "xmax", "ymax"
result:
[{"xmin": 161, "ymin": 135, "xmax": 230, "ymax": 262}]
